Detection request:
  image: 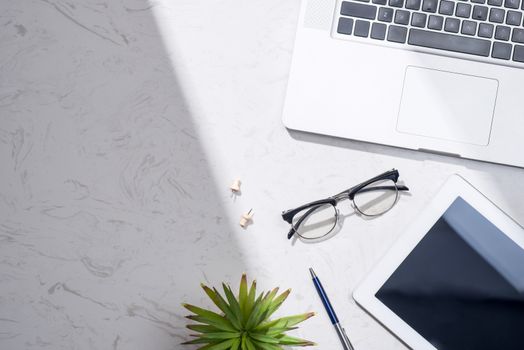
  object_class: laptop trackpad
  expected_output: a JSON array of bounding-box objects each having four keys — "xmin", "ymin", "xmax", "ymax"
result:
[{"xmin": 397, "ymin": 66, "xmax": 498, "ymax": 146}]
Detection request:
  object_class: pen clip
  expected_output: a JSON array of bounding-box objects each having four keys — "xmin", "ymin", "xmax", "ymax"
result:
[{"xmin": 341, "ymin": 327, "xmax": 354, "ymax": 350}]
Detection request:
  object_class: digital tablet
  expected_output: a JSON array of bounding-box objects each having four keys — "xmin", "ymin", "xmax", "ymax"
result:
[{"xmin": 353, "ymin": 175, "xmax": 524, "ymax": 350}]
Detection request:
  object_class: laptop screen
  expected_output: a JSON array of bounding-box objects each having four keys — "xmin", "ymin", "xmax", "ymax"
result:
[{"xmin": 375, "ymin": 196, "xmax": 524, "ymax": 350}]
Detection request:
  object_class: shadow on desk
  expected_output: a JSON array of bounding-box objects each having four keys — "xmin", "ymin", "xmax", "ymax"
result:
[
  {"xmin": 0, "ymin": 1, "xmax": 246, "ymax": 349},
  {"xmin": 287, "ymin": 129, "xmax": 511, "ymax": 172}
]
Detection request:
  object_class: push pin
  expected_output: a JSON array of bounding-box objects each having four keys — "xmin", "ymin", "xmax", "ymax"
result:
[
  {"xmin": 230, "ymin": 179, "xmax": 242, "ymax": 200},
  {"xmin": 230, "ymin": 179, "xmax": 242, "ymax": 194},
  {"xmin": 239, "ymin": 209, "xmax": 254, "ymax": 228}
]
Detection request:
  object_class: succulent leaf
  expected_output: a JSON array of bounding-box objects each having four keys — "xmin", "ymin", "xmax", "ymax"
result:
[
  {"xmin": 241, "ymin": 333, "xmax": 247, "ymax": 349},
  {"xmin": 252, "ymin": 342, "xmax": 283, "ymax": 350},
  {"xmin": 255, "ymin": 312, "xmax": 315, "ymax": 331},
  {"xmin": 186, "ymin": 324, "xmax": 222, "ymax": 333},
  {"xmin": 243, "ymin": 292, "xmax": 265, "ymax": 331},
  {"xmin": 230, "ymin": 338, "xmax": 241, "ymax": 350},
  {"xmin": 244, "ymin": 337, "xmax": 257, "ymax": 350},
  {"xmin": 202, "ymin": 285, "xmax": 242, "ymax": 329},
  {"xmin": 195, "ymin": 332, "xmax": 242, "ymax": 340},
  {"xmin": 197, "ymin": 338, "xmax": 238, "ymax": 350},
  {"xmin": 249, "ymin": 333, "xmax": 281, "ymax": 344},
  {"xmin": 201, "ymin": 284, "xmax": 231, "ymax": 314},
  {"xmin": 275, "ymin": 334, "xmax": 316, "ymax": 346},
  {"xmin": 186, "ymin": 315, "xmax": 237, "ymax": 333},
  {"xmin": 245, "ymin": 280, "xmax": 257, "ymax": 317},
  {"xmin": 222, "ymin": 284, "xmax": 243, "ymax": 325},
  {"xmin": 183, "ymin": 304, "xmax": 225, "ymax": 321},
  {"xmin": 266, "ymin": 289, "xmax": 290, "ymax": 318},
  {"xmin": 239, "ymin": 274, "xmax": 248, "ymax": 320},
  {"xmin": 182, "ymin": 337, "xmax": 218, "ymax": 345},
  {"xmin": 260, "ymin": 327, "xmax": 297, "ymax": 336}
]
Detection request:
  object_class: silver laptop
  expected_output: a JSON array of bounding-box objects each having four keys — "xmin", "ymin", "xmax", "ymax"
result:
[{"xmin": 283, "ymin": 0, "xmax": 524, "ymax": 167}]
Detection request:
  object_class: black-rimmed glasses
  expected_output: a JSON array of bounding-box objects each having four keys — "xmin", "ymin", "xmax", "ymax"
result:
[{"xmin": 281, "ymin": 169, "xmax": 409, "ymax": 240}]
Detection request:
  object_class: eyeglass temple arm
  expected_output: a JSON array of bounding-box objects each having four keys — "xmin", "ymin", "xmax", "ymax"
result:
[
  {"xmin": 334, "ymin": 169, "xmax": 401, "ymax": 198},
  {"xmin": 354, "ymin": 185, "xmax": 409, "ymax": 194},
  {"xmin": 334, "ymin": 184, "xmax": 409, "ymax": 202}
]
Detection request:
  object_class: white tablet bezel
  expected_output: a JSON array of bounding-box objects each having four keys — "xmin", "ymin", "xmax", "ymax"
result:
[{"xmin": 353, "ymin": 174, "xmax": 524, "ymax": 350}]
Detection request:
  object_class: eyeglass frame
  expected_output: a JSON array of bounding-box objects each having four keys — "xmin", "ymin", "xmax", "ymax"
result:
[{"xmin": 281, "ymin": 169, "xmax": 409, "ymax": 240}]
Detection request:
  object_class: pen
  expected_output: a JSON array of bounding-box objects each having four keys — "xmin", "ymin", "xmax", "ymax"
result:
[{"xmin": 309, "ymin": 268, "xmax": 355, "ymax": 350}]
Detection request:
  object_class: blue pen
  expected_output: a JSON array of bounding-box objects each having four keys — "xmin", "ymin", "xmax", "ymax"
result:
[{"xmin": 310, "ymin": 268, "xmax": 355, "ymax": 350}]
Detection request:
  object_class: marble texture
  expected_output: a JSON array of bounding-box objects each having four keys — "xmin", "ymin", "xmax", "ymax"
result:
[{"xmin": 1, "ymin": 0, "xmax": 524, "ymax": 349}]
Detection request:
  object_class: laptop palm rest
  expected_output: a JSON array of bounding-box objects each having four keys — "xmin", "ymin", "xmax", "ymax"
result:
[{"xmin": 396, "ymin": 66, "xmax": 498, "ymax": 146}]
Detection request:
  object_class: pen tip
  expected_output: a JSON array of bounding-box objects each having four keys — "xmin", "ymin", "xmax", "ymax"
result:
[{"xmin": 309, "ymin": 267, "xmax": 316, "ymax": 279}]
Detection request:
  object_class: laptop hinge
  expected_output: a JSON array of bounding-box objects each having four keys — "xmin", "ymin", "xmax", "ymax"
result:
[{"xmin": 418, "ymin": 148, "xmax": 461, "ymax": 158}]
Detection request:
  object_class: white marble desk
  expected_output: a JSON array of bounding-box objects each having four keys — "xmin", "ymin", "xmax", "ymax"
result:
[{"xmin": 1, "ymin": 1, "xmax": 523, "ymax": 349}]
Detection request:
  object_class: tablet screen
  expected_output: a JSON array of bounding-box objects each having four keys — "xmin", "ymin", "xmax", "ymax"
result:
[{"xmin": 375, "ymin": 196, "xmax": 524, "ymax": 350}]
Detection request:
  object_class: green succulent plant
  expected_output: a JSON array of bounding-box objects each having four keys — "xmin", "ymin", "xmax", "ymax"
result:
[{"xmin": 182, "ymin": 274, "xmax": 316, "ymax": 350}]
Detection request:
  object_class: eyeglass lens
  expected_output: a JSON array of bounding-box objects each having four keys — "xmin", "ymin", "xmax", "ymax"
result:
[
  {"xmin": 291, "ymin": 203, "xmax": 337, "ymax": 240},
  {"xmin": 353, "ymin": 179, "xmax": 399, "ymax": 216}
]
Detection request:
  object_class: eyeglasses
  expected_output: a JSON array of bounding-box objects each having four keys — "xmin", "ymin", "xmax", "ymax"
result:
[{"xmin": 281, "ymin": 169, "xmax": 409, "ymax": 241}]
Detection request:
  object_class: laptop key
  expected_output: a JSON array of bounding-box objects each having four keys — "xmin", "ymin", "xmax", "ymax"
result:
[
  {"xmin": 444, "ymin": 17, "xmax": 460, "ymax": 32},
  {"xmin": 406, "ymin": 0, "xmax": 422, "ymax": 9},
  {"xmin": 371, "ymin": 22, "xmax": 388, "ymax": 39},
  {"xmin": 513, "ymin": 44, "xmax": 524, "ymax": 61},
  {"xmin": 495, "ymin": 25, "xmax": 511, "ymax": 40},
  {"xmin": 462, "ymin": 20, "xmax": 477, "ymax": 35},
  {"xmin": 488, "ymin": 0, "xmax": 503, "ymax": 5},
  {"xmin": 489, "ymin": 8, "xmax": 505, "ymax": 22},
  {"xmin": 439, "ymin": 1, "xmax": 455, "ymax": 15},
  {"xmin": 456, "ymin": 3, "xmax": 472, "ymax": 17},
  {"xmin": 428, "ymin": 15, "xmax": 444, "ymax": 29},
  {"xmin": 412, "ymin": 12, "xmax": 428, "ymax": 27},
  {"xmin": 373, "ymin": 0, "xmax": 388, "ymax": 4},
  {"xmin": 472, "ymin": 0, "xmax": 486, "ymax": 3},
  {"xmin": 492, "ymin": 41, "xmax": 513, "ymax": 58},
  {"xmin": 378, "ymin": 7, "xmax": 394, "ymax": 22},
  {"xmin": 422, "ymin": 0, "xmax": 438, "ymax": 12},
  {"xmin": 408, "ymin": 28, "xmax": 491, "ymax": 56},
  {"xmin": 354, "ymin": 19, "xmax": 371, "ymax": 37},
  {"xmin": 341, "ymin": 2, "xmax": 378, "ymax": 20},
  {"xmin": 478, "ymin": 23, "xmax": 494, "ymax": 37},
  {"xmin": 506, "ymin": 10, "xmax": 522, "ymax": 25},
  {"xmin": 389, "ymin": 0, "xmax": 405, "ymax": 7},
  {"xmin": 337, "ymin": 17, "xmax": 355, "ymax": 35},
  {"xmin": 388, "ymin": 25, "xmax": 408, "ymax": 43},
  {"xmin": 472, "ymin": 5, "xmax": 489, "ymax": 20},
  {"xmin": 395, "ymin": 10, "xmax": 411, "ymax": 24},
  {"xmin": 504, "ymin": 0, "xmax": 520, "ymax": 8},
  {"xmin": 512, "ymin": 27, "xmax": 524, "ymax": 42}
]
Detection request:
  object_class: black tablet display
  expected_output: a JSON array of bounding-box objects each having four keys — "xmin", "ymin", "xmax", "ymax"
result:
[{"xmin": 376, "ymin": 196, "xmax": 524, "ymax": 350}]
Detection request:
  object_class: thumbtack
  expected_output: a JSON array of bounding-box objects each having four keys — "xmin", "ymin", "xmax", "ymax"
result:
[
  {"xmin": 230, "ymin": 179, "xmax": 241, "ymax": 193},
  {"xmin": 239, "ymin": 209, "xmax": 254, "ymax": 228}
]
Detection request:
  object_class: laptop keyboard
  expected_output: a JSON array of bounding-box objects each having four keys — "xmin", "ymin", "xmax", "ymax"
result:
[{"xmin": 336, "ymin": 0, "xmax": 524, "ymax": 64}]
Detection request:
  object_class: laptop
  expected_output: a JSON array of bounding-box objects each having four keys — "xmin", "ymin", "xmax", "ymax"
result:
[{"xmin": 282, "ymin": 0, "xmax": 524, "ymax": 167}]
